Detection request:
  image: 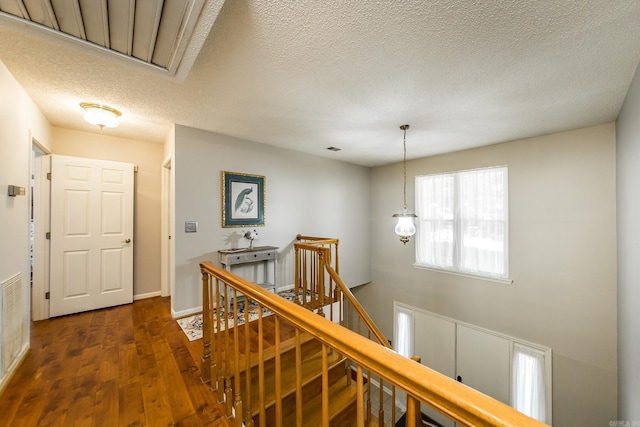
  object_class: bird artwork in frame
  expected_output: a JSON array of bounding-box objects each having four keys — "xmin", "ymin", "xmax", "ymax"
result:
[{"xmin": 222, "ymin": 171, "xmax": 265, "ymax": 227}]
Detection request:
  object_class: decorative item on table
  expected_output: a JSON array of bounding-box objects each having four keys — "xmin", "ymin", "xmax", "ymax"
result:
[{"xmin": 242, "ymin": 229, "xmax": 259, "ymax": 249}]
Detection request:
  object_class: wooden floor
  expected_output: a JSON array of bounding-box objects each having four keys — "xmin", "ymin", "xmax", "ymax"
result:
[{"xmin": 0, "ymin": 297, "xmax": 233, "ymax": 427}]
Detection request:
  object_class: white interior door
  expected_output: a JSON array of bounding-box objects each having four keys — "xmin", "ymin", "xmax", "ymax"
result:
[
  {"xmin": 456, "ymin": 324, "xmax": 511, "ymax": 405},
  {"xmin": 49, "ymin": 154, "xmax": 134, "ymax": 317}
]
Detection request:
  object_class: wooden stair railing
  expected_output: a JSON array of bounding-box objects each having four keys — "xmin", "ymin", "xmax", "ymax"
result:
[
  {"xmin": 200, "ymin": 260, "xmax": 548, "ymax": 427},
  {"xmin": 295, "ymin": 235, "xmax": 397, "ymax": 423}
]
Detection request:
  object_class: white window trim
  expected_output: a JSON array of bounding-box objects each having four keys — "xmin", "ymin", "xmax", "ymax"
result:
[
  {"xmin": 415, "ymin": 165, "xmax": 510, "ymax": 281},
  {"xmin": 413, "ymin": 264, "xmax": 514, "ymax": 285}
]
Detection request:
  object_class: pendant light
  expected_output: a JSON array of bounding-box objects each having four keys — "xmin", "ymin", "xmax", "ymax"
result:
[{"xmin": 393, "ymin": 124, "xmax": 417, "ymax": 244}]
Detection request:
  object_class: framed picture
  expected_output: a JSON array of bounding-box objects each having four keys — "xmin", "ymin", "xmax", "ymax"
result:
[{"xmin": 222, "ymin": 171, "xmax": 265, "ymax": 227}]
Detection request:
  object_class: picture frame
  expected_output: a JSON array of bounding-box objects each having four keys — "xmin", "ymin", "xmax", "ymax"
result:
[{"xmin": 222, "ymin": 171, "xmax": 265, "ymax": 228}]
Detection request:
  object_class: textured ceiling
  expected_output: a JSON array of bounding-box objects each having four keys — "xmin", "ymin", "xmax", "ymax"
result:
[{"xmin": 1, "ymin": 0, "xmax": 640, "ymax": 167}]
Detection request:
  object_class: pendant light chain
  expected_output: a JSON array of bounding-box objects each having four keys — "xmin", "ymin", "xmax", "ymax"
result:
[{"xmin": 401, "ymin": 124, "xmax": 409, "ymax": 211}]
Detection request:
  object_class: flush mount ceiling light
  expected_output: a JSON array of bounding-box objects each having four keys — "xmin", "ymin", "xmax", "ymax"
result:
[
  {"xmin": 393, "ymin": 124, "xmax": 418, "ymax": 245},
  {"xmin": 80, "ymin": 102, "xmax": 122, "ymax": 129}
]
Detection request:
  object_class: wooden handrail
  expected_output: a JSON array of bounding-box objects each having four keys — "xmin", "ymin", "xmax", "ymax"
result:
[
  {"xmin": 323, "ymin": 254, "xmax": 390, "ymax": 349},
  {"xmin": 200, "ymin": 261, "xmax": 547, "ymax": 427}
]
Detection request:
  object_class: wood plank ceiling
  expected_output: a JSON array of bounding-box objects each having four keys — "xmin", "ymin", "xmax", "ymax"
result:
[{"xmin": 0, "ymin": 0, "xmax": 204, "ymax": 75}]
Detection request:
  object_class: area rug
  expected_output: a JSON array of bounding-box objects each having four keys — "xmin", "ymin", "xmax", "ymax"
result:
[{"xmin": 177, "ymin": 289, "xmax": 303, "ymax": 341}]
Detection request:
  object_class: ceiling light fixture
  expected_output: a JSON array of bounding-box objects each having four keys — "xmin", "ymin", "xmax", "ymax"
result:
[
  {"xmin": 393, "ymin": 124, "xmax": 418, "ymax": 245},
  {"xmin": 80, "ymin": 102, "xmax": 122, "ymax": 130}
]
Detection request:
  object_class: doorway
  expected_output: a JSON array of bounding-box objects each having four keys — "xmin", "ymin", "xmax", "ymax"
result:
[
  {"xmin": 161, "ymin": 155, "xmax": 174, "ymax": 297},
  {"xmin": 30, "ymin": 138, "xmax": 51, "ymax": 321}
]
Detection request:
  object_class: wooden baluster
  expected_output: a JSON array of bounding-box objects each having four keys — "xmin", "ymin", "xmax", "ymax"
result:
[
  {"xmin": 309, "ymin": 249, "xmax": 314, "ymax": 309},
  {"xmin": 274, "ymin": 316, "xmax": 282, "ymax": 427},
  {"xmin": 322, "ymin": 343, "xmax": 329, "ymax": 427},
  {"xmin": 211, "ymin": 276, "xmax": 219, "ymax": 396},
  {"xmin": 334, "ymin": 240, "xmax": 339, "ymax": 275},
  {"xmin": 365, "ymin": 364, "xmax": 371, "ymax": 423},
  {"xmin": 244, "ymin": 297, "xmax": 253, "ymax": 426},
  {"xmin": 295, "ymin": 329, "xmax": 303, "ymax": 426},
  {"xmin": 392, "ymin": 386, "xmax": 397, "ymax": 427},
  {"xmin": 233, "ymin": 290, "xmax": 243, "ymax": 426},
  {"xmin": 258, "ymin": 305, "xmax": 266, "ymax": 427},
  {"xmin": 224, "ymin": 284, "xmax": 233, "ymax": 417},
  {"xmin": 357, "ymin": 366, "xmax": 365, "ymax": 427},
  {"xmin": 406, "ymin": 393, "xmax": 419, "ymax": 427},
  {"xmin": 302, "ymin": 249, "xmax": 308, "ymax": 305},
  {"xmin": 317, "ymin": 250, "xmax": 325, "ymax": 317},
  {"xmin": 378, "ymin": 379, "xmax": 385, "ymax": 427},
  {"xmin": 294, "ymin": 245, "xmax": 300, "ymax": 303},
  {"xmin": 201, "ymin": 270, "xmax": 211, "ymax": 384},
  {"xmin": 214, "ymin": 278, "xmax": 223, "ymax": 401}
]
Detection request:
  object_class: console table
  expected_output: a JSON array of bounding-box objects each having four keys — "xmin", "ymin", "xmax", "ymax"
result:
[{"xmin": 218, "ymin": 246, "xmax": 278, "ymax": 307}]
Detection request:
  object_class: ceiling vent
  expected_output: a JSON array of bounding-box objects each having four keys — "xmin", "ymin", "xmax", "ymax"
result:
[{"xmin": 0, "ymin": 0, "xmax": 219, "ymax": 81}]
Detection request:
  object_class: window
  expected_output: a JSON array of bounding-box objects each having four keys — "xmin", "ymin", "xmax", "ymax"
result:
[
  {"xmin": 394, "ymin": 304, "xmax": 414, "ymax": 358},
  {"xmin": 415, "ymin": 166, "xmax": 508, "ymax": 279},
  {"xmin": 511, "ymin": 344, "xmax": 548, "ymax": 422}
]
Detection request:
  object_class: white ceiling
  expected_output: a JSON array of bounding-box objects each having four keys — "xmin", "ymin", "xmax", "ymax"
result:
[{"xmin": 1, "ymin": 0, "xmax": 640, "ymax": 167}]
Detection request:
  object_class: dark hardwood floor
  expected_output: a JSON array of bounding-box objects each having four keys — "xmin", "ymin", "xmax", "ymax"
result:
[{"xmin": 0, "ymin": 297, "xmax": 233, "ymax": 427}]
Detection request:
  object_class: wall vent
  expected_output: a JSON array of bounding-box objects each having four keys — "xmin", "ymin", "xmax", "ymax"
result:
[{"xmin": 2, "ymin": 273, "xmax": 23, "ymax": 373}]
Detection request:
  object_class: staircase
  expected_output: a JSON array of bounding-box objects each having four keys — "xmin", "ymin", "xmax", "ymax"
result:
[
  {"xmin": 199, "ymin": 235, "xmax": 549, "ymax": 427},
  {"xmin": 210, "ymin": 299, "xmax": 381, "ymax": 426}
]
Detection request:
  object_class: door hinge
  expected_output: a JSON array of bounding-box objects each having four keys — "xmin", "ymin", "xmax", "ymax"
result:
[
  {"xmin": 46, "ymin": 172, "xmax": 52, "ymax": 180},
  {"xmin": 134, "ymin": 165, "xmax": 139, "ymax": 173},
  {"xmin": 45, "ymin": 292, "xmax": 50, "ymax": 300},
  {"xmin": 45, "ymin": 232, "xmax": 50, "ymax": 240}
]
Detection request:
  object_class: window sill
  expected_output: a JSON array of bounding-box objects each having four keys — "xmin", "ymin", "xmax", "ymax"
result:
[{"xmin": 412, "ymin": 264, "xmax": 514, "ymax": 285}]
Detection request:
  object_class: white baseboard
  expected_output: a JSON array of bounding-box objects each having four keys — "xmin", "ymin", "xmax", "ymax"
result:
[
  {"xmin": 0, "ymin": 344, "xmax": 29, "ymax": 394},
  {"xmin": 172, "ymin": 305, "xmax": 202, "ymax": 319},
  {"xmin": 133, "ymin": 291, "xmax": 162, "ymax": 301}
]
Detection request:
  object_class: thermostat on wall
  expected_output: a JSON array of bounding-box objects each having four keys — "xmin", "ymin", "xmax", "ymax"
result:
[{"xmin": 185, "ymin": 221, "xmax": 198, "ymax": 233}]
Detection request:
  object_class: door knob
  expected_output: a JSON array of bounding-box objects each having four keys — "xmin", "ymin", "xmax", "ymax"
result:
[{"xmin": 125, "ymin": 238, "xmax": 131, "ymax": 243}]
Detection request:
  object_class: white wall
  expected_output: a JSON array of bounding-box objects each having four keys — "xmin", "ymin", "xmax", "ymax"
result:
[
  {"xmin": 0, "ymin": 59, "xmax": 51, "ymax": 388},
  {"xmin": 172, "ymin": 125, "xmax": 372, "ymax": 316},
  {"xmin": 616, "ymin": 63, "xmax": 640, "ymax": 422},
  {"xmin": 355, "ymin": 124, "xmax": 617, "ymax": 426}
]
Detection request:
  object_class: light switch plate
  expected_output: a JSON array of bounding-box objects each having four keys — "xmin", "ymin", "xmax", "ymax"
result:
[{"xmin": 185, "ymin": 221, "xmax": 198, "ymax": 233}]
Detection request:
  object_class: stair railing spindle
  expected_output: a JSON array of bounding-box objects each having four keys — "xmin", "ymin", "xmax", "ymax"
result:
[
  {"xmin": 224, "ymin": 284, "xmax": 233, "ymax": 416},
  {"xmin": 295, "ymin": 329, "xmax": 303, "ymax": 426},
  {"xmin": 201, "ymin": 271, "xmax": 212, "ymax": 384},
  {"xmin": 215, "ymin": 278, "xmax": 224, "ymax": 402},
  {"xmin": 244, "ymin": 297, "xmax": 253, "ymax": 426},
  {"xmin": 322, "ymin": 343, "xmax": 329, "ymax": 427},
  {"xmin": 258, "ymin": 305, "xmax": 266, "ymax": 427},
  {"xmin": 232, "ymin": 290, "xmax": 243, "ymax": 425},
  {"xmin": 357, "ymin": 366, "xmax": 365, "ymax": 427},
  {"xmin": 274, "ymin": 316, "xmax": 282, "ymax": 427}
]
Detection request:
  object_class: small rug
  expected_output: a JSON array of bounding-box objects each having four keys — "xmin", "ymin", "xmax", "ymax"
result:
[{"xmin": 177, "ymin": 289, "xmax": 303, "ymax": 341}]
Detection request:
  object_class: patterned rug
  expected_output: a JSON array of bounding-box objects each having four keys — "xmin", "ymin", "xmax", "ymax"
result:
[{"xmin": 177, "ymin": 289, "xmax": 303, "ymax": 341}]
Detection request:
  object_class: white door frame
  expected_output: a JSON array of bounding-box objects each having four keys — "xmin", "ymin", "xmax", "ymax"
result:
[
  {"xmin": 161, "ymin": 154, "xmax": 174, "ymax": 297},
  {"xmin": 31, "ymin": 136, "xmax": 51, "ymax": 321}
]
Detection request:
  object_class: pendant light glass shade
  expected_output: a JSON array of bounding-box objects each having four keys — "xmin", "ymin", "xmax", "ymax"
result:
[
  {"xmin": 393, "ymin": 211, "xmax": 417, "ymax": 244},
  {"xmin": 393, "ymin": 124, "xmax": 418, "ymax": 245}
]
